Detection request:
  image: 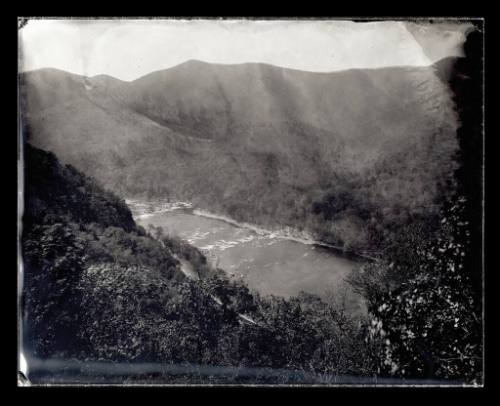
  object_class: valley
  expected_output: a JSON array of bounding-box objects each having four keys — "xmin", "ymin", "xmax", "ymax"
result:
[{"xmin": 128, "ymin": 199, "xmax": 367, "ymax": 316}]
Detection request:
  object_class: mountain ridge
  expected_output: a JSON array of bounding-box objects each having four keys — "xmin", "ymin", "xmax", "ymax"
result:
[
  {"xmin": 20, "ymin": 58, "xmax": 460, "ymax": 252},
  {"xmin": 21, "ymin": 56, "xmax": 456, "ymax": 83}
]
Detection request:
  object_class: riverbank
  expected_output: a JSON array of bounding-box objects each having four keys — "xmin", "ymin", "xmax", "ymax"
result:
[
  {"xmin": 125, "ymin": 199, "xmax": 193, "ymax": 219},
  {"xmin": 191, "ymin": 209, "xmax": 376, "ymax": 262},
  {"xmin": 126, "ymin": 198, "xmax": 377, "ymax": 262}
]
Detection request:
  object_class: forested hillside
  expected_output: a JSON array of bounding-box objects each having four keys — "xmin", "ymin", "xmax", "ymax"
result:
[
  {"xmin": 20, "ymin": 60, "xmax": 459, "ymax": 254},
  {"xmin": 21, "ymin": 144, "xmax": 378, "ymax": 383},
  {"xmin": 21, "ymin": 143, "xmax": 482, "ymax": 384},
  {"xmin": 23, "ymin": 142, "xmax": 135, "ymax": 232},
  {"xmin": 347, "ymin": 32, "xmax": 484, "ymax": 382}
]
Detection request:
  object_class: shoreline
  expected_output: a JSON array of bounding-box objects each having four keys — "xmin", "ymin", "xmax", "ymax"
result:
[
  {"xmin": 192, "ymin": 209, "xmax": 376, "ymax": 262},
  {"xmin": 126, "ymin": 198, "xmax": 377, "ymax": 262}
]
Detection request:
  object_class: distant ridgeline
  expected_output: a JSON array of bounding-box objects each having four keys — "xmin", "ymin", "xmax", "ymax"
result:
[
  {"xmin": 20, "ymin": 59, "xmax": 460, "ymax": 255},
  {"xmin": 21, "ymin": 144, "xmax": 379, "ymax": 383}
]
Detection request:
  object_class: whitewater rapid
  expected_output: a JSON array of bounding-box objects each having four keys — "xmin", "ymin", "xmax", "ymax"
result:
[
  {"xmin": 127, "ymin": 198, "xmax": 368, "ymax": 315},
  {"xmin": 126, "ymin": 198, "xmax": 374, "ymax": 260}
]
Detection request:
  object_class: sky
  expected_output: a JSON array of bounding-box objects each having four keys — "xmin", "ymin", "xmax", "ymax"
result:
[{"xmin": 19, "ymin": 19, "xmax": 474, "ymax": 81}]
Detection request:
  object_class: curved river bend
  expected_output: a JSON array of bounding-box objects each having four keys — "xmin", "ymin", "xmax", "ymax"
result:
[{"xmin": 127, "ymin": 200, "xmax": 367, "ymax": 316}]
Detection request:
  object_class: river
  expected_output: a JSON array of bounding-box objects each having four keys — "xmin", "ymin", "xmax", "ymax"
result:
[{"xmin": 127, "ymin": 199, "xmax": 367, "ymax": 316}]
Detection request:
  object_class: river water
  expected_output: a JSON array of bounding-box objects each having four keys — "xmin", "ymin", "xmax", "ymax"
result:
[{"xmin": 127, "ymin": 199, "xmax": 367, "ymax": 316}]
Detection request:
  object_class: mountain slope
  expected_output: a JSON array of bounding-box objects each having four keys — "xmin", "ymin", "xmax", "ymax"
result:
[
  {"xmin": 20, "ymin": 60, "xmax": 459, "ymax": 252},
  {"xmin": 23, "ymin": 142, "xmax": 136, "ymax": 232},
  {"xmin": 21, "ymin": 144, "xmax": 375, "ymax": 383}
]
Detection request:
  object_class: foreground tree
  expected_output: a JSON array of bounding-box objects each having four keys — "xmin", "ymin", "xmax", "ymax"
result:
[{"xmin": 361, "ymin": 197, "xmax": 482, "ymax": 383}]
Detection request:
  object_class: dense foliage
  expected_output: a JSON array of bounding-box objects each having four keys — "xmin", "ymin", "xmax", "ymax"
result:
[
  {"xmin": 350, "ymin": 198, "xmax": 482, "ymax": 383},
  {"xmin": 23, "ymin": 144, "xmax": 135, "ymax": 232},
  {"xmin": 21, "ymin": 144, "xmax": 377, "ymax": 383},
  {"xmin": 346, "ymin": 32, "xmax": 484, "ymax": 384}
]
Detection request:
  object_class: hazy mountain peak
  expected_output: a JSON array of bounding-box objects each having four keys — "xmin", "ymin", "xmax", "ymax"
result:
[
  {"xmin": 91, "ymin": 73, "xmax": 126, "ymax": 82},
  {"xmin": 431, "ymin": 56, "xmax": 464, "ymax": 83},
  {"xmin": 89, "ymin": 74, "xmax": 128, "ymax": 90},
  {"xmin": 180, "ymin": 59, "xmax": 211, "ymax": 66}
]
